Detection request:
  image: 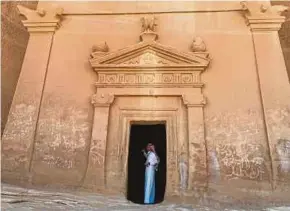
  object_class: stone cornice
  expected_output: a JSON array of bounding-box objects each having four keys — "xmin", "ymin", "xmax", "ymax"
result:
[
  {"xmin": 37, "ymin": 2, "xmax": 245, "ymax": 15},
  {"xmin": 17, "ymin": 5, "xmax": 63, "ymax": 33},
  {"xmin": 246, "ymin": 16, "xmax": 286, "ymax": 32},
  {"xmin": 241, "ymin": 1, "xmax": 288, "ymax": 32}
]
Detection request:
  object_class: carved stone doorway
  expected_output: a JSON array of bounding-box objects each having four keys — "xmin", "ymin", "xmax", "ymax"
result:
[
  {"xmin": 84, "ymin": 16, "xmax": 210, "ymax": 197},
  {"xmin": 127, "ymin": 123, "xmax": 167, "ymax": 204}
]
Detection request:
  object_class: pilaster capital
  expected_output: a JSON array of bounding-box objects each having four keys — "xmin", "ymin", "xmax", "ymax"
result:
[
  {"xmin": 17, "ymin": 5, "xmax": 63, "ymax": 33},
  {"xmin": 182, "ymin": 94, "xmax": 206, "ymax": 108},
  {"xmin": 91, "ymin": 94, "xmax": 115, "ymax": 107},
  {"xmin": 240, "ymin": 1, "xmax": 288, "ymax": 32}
]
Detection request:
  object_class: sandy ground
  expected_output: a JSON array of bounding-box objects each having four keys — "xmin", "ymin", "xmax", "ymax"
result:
[{"xmin": 1, "ymin": 183, "xmax": 290, "ymax": 211}]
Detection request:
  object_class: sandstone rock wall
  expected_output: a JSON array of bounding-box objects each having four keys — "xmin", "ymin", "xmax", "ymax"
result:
[
  {"xmin": 272, "ymin": 1, "xmax": 290, "ymax": 81},
  {"xmin": 1, "ymin": 1, "xmax": 290, "ymax": 201},
  {"xmin": 1, "ymin": 1, "xmax": 38, "ymax": 135}
]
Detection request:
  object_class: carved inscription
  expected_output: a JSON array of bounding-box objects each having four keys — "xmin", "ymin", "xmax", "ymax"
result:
[
  {"xmin": 217, "ymin": 144, "xmax": 266, "ymax": 180},
  {"xmin": 97, "ymin": 72, "xmax": 199, "ymax": 86},
  {"xmin": 42, "ymin": 155, "xmax": 73, "ymax": 169}
]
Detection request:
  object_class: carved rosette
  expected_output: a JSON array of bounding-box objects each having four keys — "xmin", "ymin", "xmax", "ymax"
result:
[
  {"xmin": 182, "ymin": 94, "xmax": 206, "ymax": 107},
  {"xmin": 241, "ymin": 1, "xmax": 288, "ymax": 31},
  {"xmin": 17, "ymin": 5, "xmax": 63, "ymax": 32},
  {"xmin": 91, "ymin": 94, "xmax": 114, "ymax": 107}
]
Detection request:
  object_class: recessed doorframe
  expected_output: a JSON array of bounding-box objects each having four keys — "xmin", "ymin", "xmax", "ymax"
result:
[
  {"xmin": 126, "ymin": 122, "xmax": 167, "ymax": 204},
  {"xmin": 118, "ymin": 109, "xmax": 179, "ymax": 197}
]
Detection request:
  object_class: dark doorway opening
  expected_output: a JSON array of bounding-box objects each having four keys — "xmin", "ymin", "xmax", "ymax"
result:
[{"xmin": 127, "ymin": 123, "xmax": 167, "ymax": 204}]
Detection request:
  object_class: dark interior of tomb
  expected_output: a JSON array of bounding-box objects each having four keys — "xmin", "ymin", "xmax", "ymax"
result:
[{"xmin": 127, "ymin": 123, "xmax": 167, "ymax": 204}]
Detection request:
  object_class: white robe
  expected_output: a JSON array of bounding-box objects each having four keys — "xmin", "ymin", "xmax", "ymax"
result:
[{"xmin": 144, "ymin": 151, "xmax": 159, "ymax": 204}]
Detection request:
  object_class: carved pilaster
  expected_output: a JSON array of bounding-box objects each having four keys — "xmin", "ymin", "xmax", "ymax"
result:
[
  {"xmin": 182, "ymin": 94, "xmax": 207, "ymax": 194},
  {"xmin": 83, "ymin": 93, "xmax": 114, "ymax": 190},
  {"xmin": 17, "ymin": 5, "xmax": 63, "ymax": 33},
  {"xmin": 240, "ymin": 1, "xmax": 290, "ymax": 189},
  {"xmin": 2, "ymin": 5, "xmax": 64, "ymax": 183},
  {"xmin": 241, "ymin": 1, "xmax": 288, "ymax": 31}
]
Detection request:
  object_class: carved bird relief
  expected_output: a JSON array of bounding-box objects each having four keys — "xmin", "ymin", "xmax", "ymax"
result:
[
  {"xmin": 190, "ymin": 37, "xmax": 206, "ymax": 52},
  {"xmin": 92, "ymin": 42, "xmax": 109, "ymax": 53},
  {"xmin": 141, "ymin": 16, "xmax": 157, "ymax": 32}
]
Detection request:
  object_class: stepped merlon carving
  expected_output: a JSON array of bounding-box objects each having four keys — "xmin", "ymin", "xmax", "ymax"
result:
[
  {"xmin": 17, "ymin": 5, "xmax": 63, "ymax": 32},
  {"xmin": 17, "ymin": 5, "xmax": 63, "ymax": 21},
  {"xmin": 240, "ymin": 1, "xmax": 288, "ymax": 31},
  {"xmin": 241, "ymin": 1, "xmax": 288, "ymax": 16},
  {"xmin": 92, "ymin": 42, "xmax": 109, "ymax": 53}
]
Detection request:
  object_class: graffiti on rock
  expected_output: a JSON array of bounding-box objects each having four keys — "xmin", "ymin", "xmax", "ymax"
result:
[
  {"xmin": 217, "ymin": 143, "xmax": 266, "ymax": 180},
  {"xmin": 276, "ymin": 139, "xmax": 290, "ymax": 174},
  {"xmin": 179, "ymin": 153, "xmax": 188, "ymax": 190},
  {"xmin": 90, "ymin": 139, "xmax": 105, "ymax": 166},
  {"xmin": 42, "ymin": 155, "xmax": 73, "ymax": 169},
  {"xmin": 209, "ymin": 150, "xmax": 220, "ymax": 180}
]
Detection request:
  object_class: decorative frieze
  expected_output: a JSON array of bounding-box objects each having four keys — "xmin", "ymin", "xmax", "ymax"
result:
[{"xmin": 95, "ymin": 72, "xmax": 202, "ymax": 87}]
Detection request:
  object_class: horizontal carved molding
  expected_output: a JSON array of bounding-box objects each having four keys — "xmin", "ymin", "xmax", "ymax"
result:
[
  {"xmin": 119, "ymin": 107, "xmax": 178, "ymax": 111},
  {"xmin": 97, "ymin": 87, "xmax": 202, "ymax": 97},
  {"xmin": 246, "ymin": 17, "xmax": 286, "ymax": 32},
  {"xmin": 95, "ymin": 84, "xmax": 203, "ymax": 88},
  {"xmin": 22, "ymin": 23, "xmax": 60, "ymax": 33},
  {"xmin": 93, "ymin": 65, "xmax": 206, "ymax": 71},
  {"xmin": 92, "ymin": 92, "xmax": 206, "ymax": 107},
  {"xmin": 38, "ymin": 2, "xmax": 244, "ymax": 15}
]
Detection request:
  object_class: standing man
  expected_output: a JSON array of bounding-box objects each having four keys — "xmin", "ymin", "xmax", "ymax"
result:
[{"xmin": 142, "ymin": 143, "xmax": 160, "ymax": 204}]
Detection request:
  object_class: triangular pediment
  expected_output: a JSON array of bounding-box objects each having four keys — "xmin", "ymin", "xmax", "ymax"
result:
[
  {"xmin": 90, "ymin": 41, "xmax": 210, "ymax": 68},
  {"xmin": 115, "ymin": 50, "xmax": 177, "ymax": 65}
]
